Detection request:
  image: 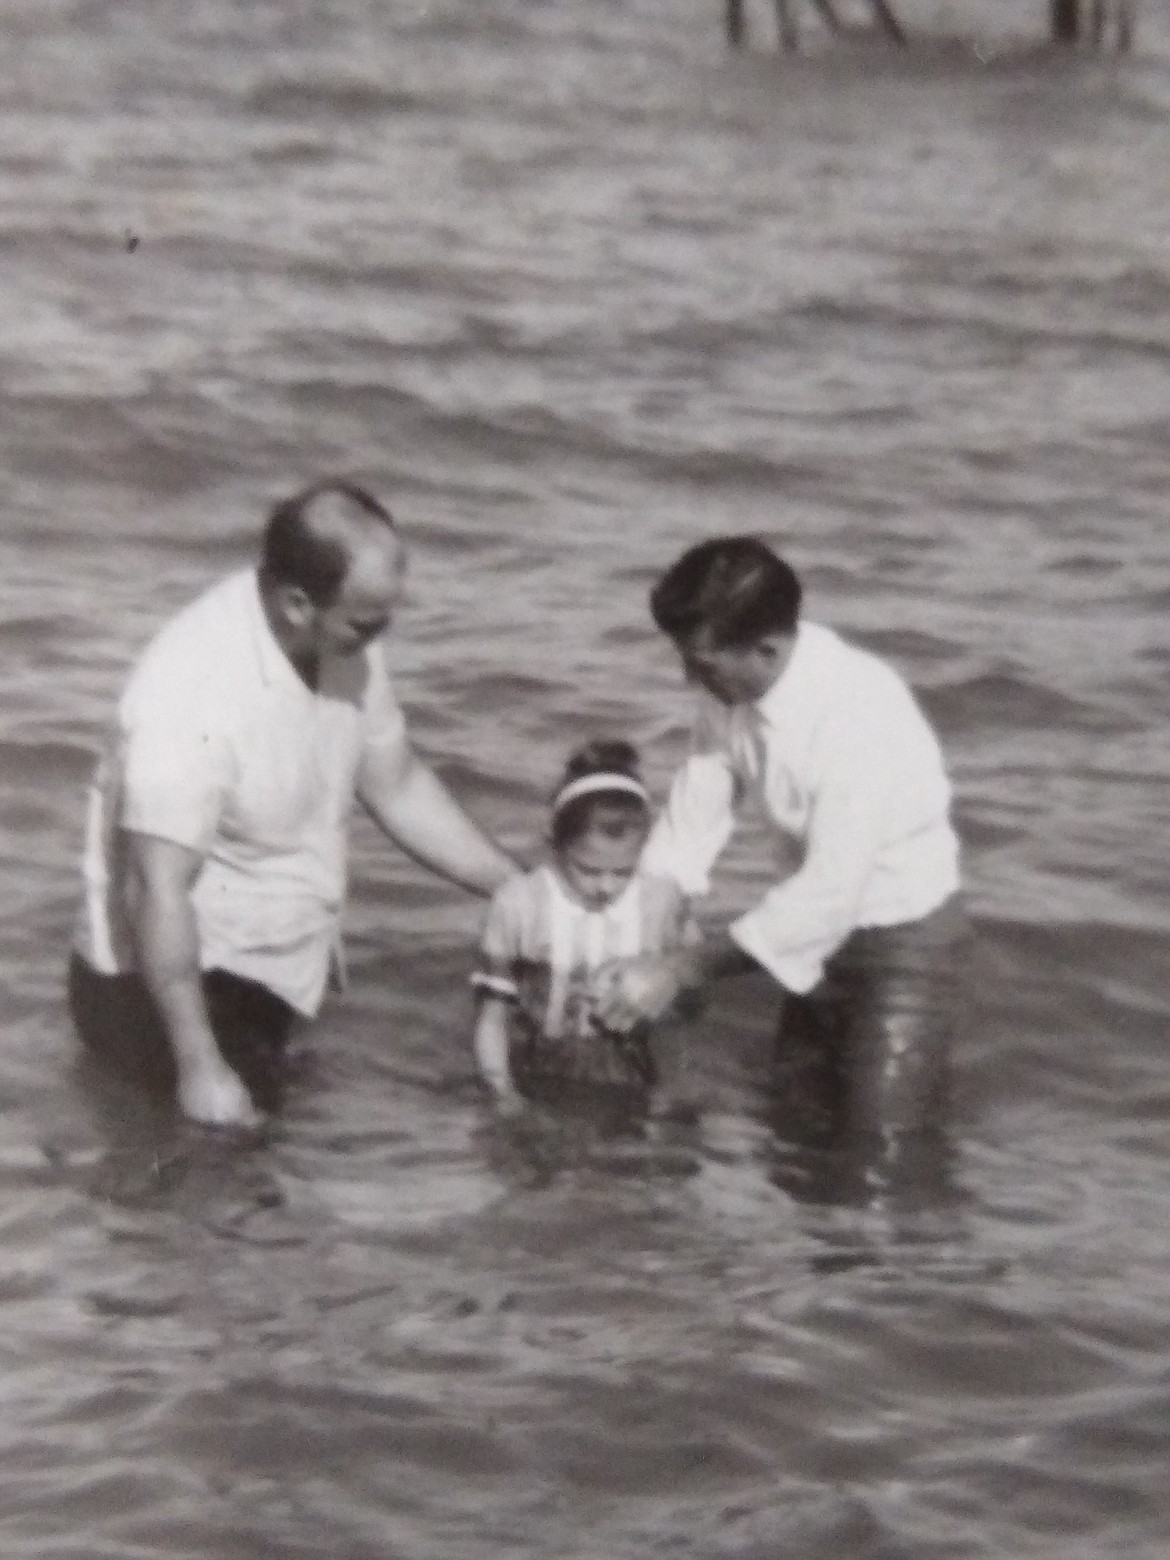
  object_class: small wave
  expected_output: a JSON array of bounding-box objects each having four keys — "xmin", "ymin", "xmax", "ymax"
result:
[
  {"xmin": 1126, "ymin": 584, "xmax": 1170, "ymax": 613},
  {"xmin": 974, "ymin": 908, "xmax": 1170, "ymax": 989},
  {"xmin": 857, "ymin": 625, "xmax": 966, "ymax": 664},
  {"xmin": 895, "ymin": 245, "xmax": 1170, "ymax": 318},
  {"xmin": 458, "ymin": 668, "xmax": 567, "ymax": 706},
  {"xmin": 919, "ymin": 667, "xmax": 1130, "ymax": 737},
  {"xmin": 5, "ymin": 392, "xmax": 243, "ymax": 496},
  {"xmin": 0, "ymin": 613, "xmax": 76, "ymax": 646},
  {"xmin": 0, "ymin": 222, "xmax": 121, "ymax": 258},
  {"xmin": 247, "ymin": 135, "xmax": 334, "ymax": 168},
  {"xmin": 788, "ymin": 292, "xmax": 1170, "ymax": 366},
  {"xmin": 244, "ymin": 76, "xmax": 427, "ymax": 120},
  {"xmin": 279, "ymin": 375, "xmax": 422, "ymax": 421},
  {"xmin": 0, "ymin": 737, "xmax": 96, "ymax": 786},
  {"xmin": 1047, "ymin": 552, "xmax": 1127, "ymax": 578}
]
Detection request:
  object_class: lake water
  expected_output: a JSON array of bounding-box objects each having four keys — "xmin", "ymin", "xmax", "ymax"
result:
[{"xmin": 2, "ymin": 0, "xmax": 1170, "ymax": 1555}]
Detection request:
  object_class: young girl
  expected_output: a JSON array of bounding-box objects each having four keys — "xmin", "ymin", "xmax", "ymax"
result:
[{"xmin": 471, "ymin": 739, "xmax": 698, "ymax": 1114}]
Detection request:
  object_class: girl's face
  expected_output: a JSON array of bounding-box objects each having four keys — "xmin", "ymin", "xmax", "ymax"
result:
[{"xmin": 556, "ymin": 824, "xmax": 645, "ymax": 911}]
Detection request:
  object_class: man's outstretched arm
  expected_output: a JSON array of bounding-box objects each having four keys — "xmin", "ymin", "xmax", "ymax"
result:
[{"xmin": 359, "ymin": 737, "xmax": 517, "ymax": 897}]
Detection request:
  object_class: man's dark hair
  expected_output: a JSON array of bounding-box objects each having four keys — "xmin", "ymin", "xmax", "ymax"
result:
[
  {"xmin": 260, "ymin": 480, "xmax": 395, "ymax": 608},
  {"xmin": 649, "ymin": 536, "xmax": 802, "ymax": 648}
]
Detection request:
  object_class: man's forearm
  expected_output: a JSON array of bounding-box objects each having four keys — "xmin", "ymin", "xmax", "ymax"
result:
[
  {"xmin": 365, "ymin": 757, "xmax": 517, "ymax": 896},
  {"xmin": 125, "ymin": 831, "xmax": 261, "ymax": 1127},
  {"xmin": 133, "ymin": 895, "xmax": 224, "ymax": 1077}
]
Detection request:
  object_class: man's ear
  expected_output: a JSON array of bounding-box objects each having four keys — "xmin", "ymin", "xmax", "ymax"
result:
[
  {"xmin": 759, "ymin": 631, "xmax": 792, "ymax": 656},
  {"xmin": 272, "ymin": 583, "xmax": 317, "ymax": 632},
  {"xmin": 753, "ymin": 632, "xmax": 794, "ymax": 673}
]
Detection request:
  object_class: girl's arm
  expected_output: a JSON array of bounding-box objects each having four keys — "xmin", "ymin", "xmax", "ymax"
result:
[
  {"xmin": 472, "ymin": 995, "xmax": 525, "ymax": 1115},
  {"xmin": 471, "ymin": 874, "xmax": 530, "ymax": 1112}
]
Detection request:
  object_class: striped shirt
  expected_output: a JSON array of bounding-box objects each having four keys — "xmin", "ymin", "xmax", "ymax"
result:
[{"xmin": 473, "ymin": 864, "xmax": 697, "ymax": 1081}]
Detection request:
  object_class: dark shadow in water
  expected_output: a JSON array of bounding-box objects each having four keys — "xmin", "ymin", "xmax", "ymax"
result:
[
  {"xmin": 65, "ymin": 1036, "xmax": 298, "ymax": 1225},
  {"xmin": 479, "ymin": 1076, "xmax": 702, "ymax": 1191}
]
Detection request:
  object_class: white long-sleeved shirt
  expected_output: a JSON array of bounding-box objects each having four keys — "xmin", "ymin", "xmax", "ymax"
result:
[{"xmin": 641, "ymin": 620, "xmax": 960, "ymax": 995}]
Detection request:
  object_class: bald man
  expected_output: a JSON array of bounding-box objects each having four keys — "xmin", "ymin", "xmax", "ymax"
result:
[{"xmin": 69, "ymin": 480, "xmax": 516, "ymax": 1128}]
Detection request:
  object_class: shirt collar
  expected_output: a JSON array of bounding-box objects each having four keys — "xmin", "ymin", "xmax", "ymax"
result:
[
  {"xmin": 244, "ymin": 567, "xmax": 303, "ymax": 691},
  {"xmin": 750, "ymin": 619, "xmax": 812, "ymax": 724},
  {"xmin": 542, "ymin": 862, "xmax": 634, "ymax": 921}
]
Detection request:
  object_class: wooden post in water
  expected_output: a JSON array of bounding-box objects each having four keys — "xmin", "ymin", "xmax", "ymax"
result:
[
  {"xmin": 1051, "ymin": 0, "xmax": 1081, "ymax": 42},
  {"xmin": 731, "ymin": 0, "xmax": 906, "ymax": 51},
  {"xmin": 806, "ymin": 0, "xmax": 843, "ymax": 35},
  {"xmin": 870, "ymin": 0, "xmax": 908, "ymax": 43},
  {"xmin": 728, "ymin": 0, "xmax": 1130, "ymax": 54},
  {"xmin": 1108, "ymin": 0, "xmax": 1135, "ymax": 51},
  {"xmin": 1117, "ymin": 0, "xmax": 1133, "ymax": 51},
  {"xmin": 1050, "ymin": 0, "xmax": 1135, "ymax": 49},
  {"xmin": 773, "ymin": 0, "xmax": 800, "ymax": 51}
]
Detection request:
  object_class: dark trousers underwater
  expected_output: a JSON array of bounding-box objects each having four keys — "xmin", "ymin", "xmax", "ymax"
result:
[{"xmin": 769, "ymin": 896, "xmax": 969, "ymax": 1205}]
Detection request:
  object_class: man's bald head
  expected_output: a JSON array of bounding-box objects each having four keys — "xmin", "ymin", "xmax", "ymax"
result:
[{"xmin": 260, "ymin": 479, "xmax": 399, "ymax": 608}]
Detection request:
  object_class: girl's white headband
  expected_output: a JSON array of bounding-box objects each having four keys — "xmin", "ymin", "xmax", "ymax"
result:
[{"xmin": 552, "ymin": 773, "xmax": 650, "ymax": 818}]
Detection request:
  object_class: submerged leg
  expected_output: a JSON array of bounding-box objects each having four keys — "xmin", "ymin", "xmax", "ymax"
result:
[
  {"xmin": 1051, "ymin": 0, "xmax": 1081, "ymax": 43},
  {"xmin": 771, "ymin": 900, "xmax": 968, "ymax": 1205},
  {"xmin": 1116, "ymin": 0, "xmax": 1134, "ymax": 52},
  {"xmin": 726, "ymin": 0, "xmax": 746, "ymax": 47},
  {"xmin": 834, "ymin": 907, "xmax": 967, "ymax": 1146},
  {"xmin": 870, "ymin": 0, "xmax": 909, "ymax": 43},
  {"xmin": 1089, "ymin": 0, "xmax": 1106, "ymax": 46}
]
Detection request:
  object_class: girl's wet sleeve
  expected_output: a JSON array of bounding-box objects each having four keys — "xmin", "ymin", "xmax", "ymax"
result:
[{"xmin": 470, "ymin": 876, "xmax": 527, "ymax": 1001}]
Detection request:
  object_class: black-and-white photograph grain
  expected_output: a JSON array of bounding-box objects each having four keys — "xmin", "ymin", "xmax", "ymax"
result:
[{"xmin": 2, "ymin": 0, "xmax": 1168, "ymax": 1555}]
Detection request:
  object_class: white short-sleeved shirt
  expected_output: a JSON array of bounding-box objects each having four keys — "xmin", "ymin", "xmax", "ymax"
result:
[
  {"xmin": 642, "ymin": 620, "xmax": 960, "ymax": 995},
  {"xmin": 474, "ymin": 863, "xmax": 697, "ymax": 1043},
  {"xmin": 75, "ymin": 568, "xmax": 408, "ymax": 1016}
]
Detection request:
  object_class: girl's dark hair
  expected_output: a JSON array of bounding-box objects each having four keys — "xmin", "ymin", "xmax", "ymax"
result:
[
  {"xmin": 550, "ymin": 738, "xmax": 650, "ymax": 851},
  {"xmin": 650, "ymin": 535, "xmax": 801, "ymax": 648},
  {"xmin": 260, "ymin": 479, "xmax": 395, "ymax": 608}
]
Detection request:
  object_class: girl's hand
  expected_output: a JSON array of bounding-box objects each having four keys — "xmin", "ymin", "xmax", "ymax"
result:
[
  {"xmin": 592, "ymin": 950, "xmax": 698, "ymax": 1032},
  {"xmin": 493, "ymin": 1086, "xmax": 528, "ymax": 1120}
]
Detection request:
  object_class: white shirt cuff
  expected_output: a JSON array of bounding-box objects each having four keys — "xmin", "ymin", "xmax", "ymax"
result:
[
  {"xmin": 728, "ymin": 908, "xmax": 825, "ymax": 995},
  {"xmin": 640, "ymin": 835, "xmax": 713, "ymax": 898}
]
